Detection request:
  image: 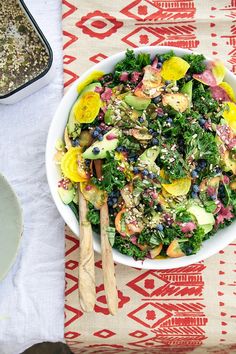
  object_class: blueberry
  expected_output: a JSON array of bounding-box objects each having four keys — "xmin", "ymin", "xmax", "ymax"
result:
[
  {"xmin": 92, "ymin": 130, "xmax": 99, "ymax": 138},
  {"xmin": 211, "ymin": 195, "xmax": 217, "ymax": 200},
  {"xmin": 215, "ymin": 166, "xmax": 222, "ymax": 174},
  {"xmin": 156, "ymin": 224, "xmax": 164, "ymax": 231},
  {"xmin": 166, "ymin": 117, "xmax": 173, "ymax": 124},
  {"xmin": 158, "ymin": 55, "xmax": 164, "ymax": 63},
  {"xmin": 199, "ymin": 118, "xmax": 206, "ymax": 127},
  {"xmin": 116, "ymin": 146, "xmax": 123, "ymax": 152},
  {"xmin": 96, "ymin": 127, "xmax": 102, "ymax": 133},
  {"xmin": 192, "ymin": 184, "xmax": 199, "ymax": 193},
  {"xmin": 191, "ymin": 192, "xmax": 198, "ymax": 199},
  {"xmin": 85, "ymin": 159, "xmax": 91, "ymax": 166},
  {"xmin": 157, "ymin": 62, "xmax": 162, "ymax": 69},
  {"xmin": 153, "ymin": 96, "xmax": 161, "ymax": 104},
  {"xmin": 72, "ymin": 138, "xmax": 80, "ymax": 147},
  {"xmin": 149, "ymin": 128, "xmax": 154, "ymax": 134},
  {"xmin": 185, "ymin": 247, "xmax": 193, "ymax": 255},
  {"xmin": 152, "ymin": 131, "xmax": 158, "ymax": 137},
  {"xmin": 92, "ymin": 147, "xmax": 100, "ymax": 155},
  {"xmin": 191, "ymin": 170, "xmax": 198, "ymax": 178},
  {"xmin": 98, "ymin": 134, "xmax": 104, "ymax": 141},
  {"xmin": 151, "ymin": 138, "xmax": 159, "ymax": 146},
  {"xmin": 148, "ymin": 172, "xmax": 155, "ymax": 179},
  {"xmin": 108, "ymin": 199, "xmax": 113, "ymax": 207},
  {"xmin": 165, "ymin": 80, "xmax": 171, "ymax": 85},
  {"xmin": 139, "ymin": 117, "xmax": 144, "ymax": 123},
  {"xmin": 198, "ymin": 159, "xmax": 207, "ymax": 169},
  {"xmin": 133, "ymin": 167, "xmax": 139, "ymax": 174},
  {"xmin": 196, "ymin": 165, "xmax": 201, "ymax": 172},
  {"xmin": 142, "ymin": 169, "xmax": 149, "ymax": 177},
  {"xmin": 112, "ymin": 197, "xmax": 118, "ymax": 204}
]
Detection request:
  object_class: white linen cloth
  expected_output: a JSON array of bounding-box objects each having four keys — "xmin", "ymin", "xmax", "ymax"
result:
[{"xmin": 0, "ymin": 1, "xmax": 65, "ymax": 353}]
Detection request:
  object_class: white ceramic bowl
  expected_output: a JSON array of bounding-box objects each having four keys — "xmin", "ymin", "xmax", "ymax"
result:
[{"xmin": 46, "ymin": 46, "xmax": 236, "ymax": 269}]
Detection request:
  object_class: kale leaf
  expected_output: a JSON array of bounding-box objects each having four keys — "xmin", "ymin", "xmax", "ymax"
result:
[
  {"xmin": 114, "ymin": 235, "xmax": 147, "ymax": 260},
  {"xmin": 183, "ymin": 123, "xmax": 220, "ymax": 166},
  {"xmin": 91, "ymin": 152, "xmax": 126, "ymax": 193},
  {"xmin": 87, "ymin": 202, "xmax": 100, "ymax": 225},
  {"xmin": 192, "ymin": 83, "xmax": 219, "ymax": 116},
  {"xmin": 114, "ymin": 49, "xmax": 150, "ymax": 81},
  {"xmin": 182, "ymin": 53, "xmax": 206, "ymax": 74}
]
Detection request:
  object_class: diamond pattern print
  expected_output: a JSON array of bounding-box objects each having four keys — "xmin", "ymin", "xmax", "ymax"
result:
[{"xmin": 62, "ymin": 0, "xmax": 236, "ymax": 352}]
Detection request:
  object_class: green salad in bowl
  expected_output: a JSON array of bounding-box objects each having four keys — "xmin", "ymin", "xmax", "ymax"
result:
[{"xmin": 50, "ymin": 47, "xmax": 236, "ymax": 266}]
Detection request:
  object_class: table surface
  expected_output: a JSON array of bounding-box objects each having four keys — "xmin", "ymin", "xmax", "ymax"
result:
[{"xmin": 0, "ymin": 1, "xmax": 65, "ymax": 354}]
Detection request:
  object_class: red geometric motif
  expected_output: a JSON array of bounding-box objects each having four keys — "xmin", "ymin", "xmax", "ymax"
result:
[
  {"xmin": 93, "ymin": 329, "xmax": 116, "ymax": 338},
  {"xmin": 89, "ymin": 53, "xmax": 108, "ymax": 63},
  {"xmin": 76, "ymin": 10, "xmax": 123, "ymax": 39},
  {"xmin": 64, "ymin": 68, "xmax": 79, "ymax": 88},
  {"xmin": 64, "ymin": 331, "xmax": 81, "ymax": 339},
  {"xmin": 94, "ymin": 284, "xmax": 130, "ymax": 315},
  {"xmin": 127, "ymin": 264, "xmax": 205, "ymax": 298},
  {"xmin": 65, "ymin": 234, "xmax": 80, "ymax": 256},
  {"xmin": 64, "ymin": 304, "xmax": 83, "ymax": 327},
  {"xmin": 122, "ymin": 24, "xmax": 199, "ymax": 48},
  {"xmin": 65, "ymin": 272, "xmax": 78, "ymax": 296},
  {"xmin": 121, "ymin": 0, "xmax": 196, "ymax": 21},
  {"xmin": 63, "ymin": 30, "xmax": 78, "ymax": 50},
  {"xmin": 65, "ymin": 260, "xmax": 78, "ymax": 270},
  {"xmin": 63, "ymin": 55, "xmax": 76, "ymax": 65},
  {"xmin": 129, "ymin": 330, "xmax": 148, "ymax": 338},
  {"xmin": 62, "ymin": 0, "xmax": 77, "ymax": 19}
]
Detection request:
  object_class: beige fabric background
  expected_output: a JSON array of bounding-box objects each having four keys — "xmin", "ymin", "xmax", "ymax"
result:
[{"xmin": 62, "ymin": 1, "xmax": 236, "ymax": 353}]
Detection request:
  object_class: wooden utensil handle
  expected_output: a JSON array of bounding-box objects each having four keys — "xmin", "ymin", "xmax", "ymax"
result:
[
  {"xmin": 100, "ymin": 203, "xmax": 118, "ymax": 315},
  {"xmin": 78, "ymin": 189, "xmax": 96, "ymax": 312}
]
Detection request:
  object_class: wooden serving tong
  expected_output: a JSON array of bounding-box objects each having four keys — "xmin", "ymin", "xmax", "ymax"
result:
[{"xmin": 78, "ymin": 160, "xmax": 118, "ymax": 315}]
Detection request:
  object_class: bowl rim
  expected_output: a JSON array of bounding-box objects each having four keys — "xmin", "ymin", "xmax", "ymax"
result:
[{"xmin": 46, "ymin": 45, "xmax": 236, "ymax": 269}]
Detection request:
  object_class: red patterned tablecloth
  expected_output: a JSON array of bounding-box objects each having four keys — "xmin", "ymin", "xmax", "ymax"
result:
[{"xmin": 62, "ymin": 1, "xmax": 236, "ymax": 353}]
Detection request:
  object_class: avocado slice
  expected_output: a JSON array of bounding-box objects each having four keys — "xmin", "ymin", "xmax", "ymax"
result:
[
  {"xmin": 67, "ymin": 82, "xmax": 102, "ymax": 138},
  {"xmin": 80, "ymin": 82, "xmax": 101, "ymax": 95},
  {"xmin": 187, "ymin": 205, "xmax": 215, "ymax": 234},
  {"xmin": 104, "ymin": 107, "xmax": 114, "ymax": 125},
  {"xmin": 181, "ymin": 80, "xmax": 192, "ymax": 110},
  {"xmin": 125, "ymin": 94, "xmax": 151, "ymax": 111},
  {"xmin": 82, "ymin": 128, "xmax": 121, "ymax": 159},
  {"xmin": 139, "ymin": 146, "xmax": 160, "ymax": 163},
  {"xmin": 58, "ymin": 186, "xmax": 75, "ymax": 205}
]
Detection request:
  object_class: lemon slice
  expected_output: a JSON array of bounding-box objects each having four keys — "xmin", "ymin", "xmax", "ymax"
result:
[
  {"xmin": 222, "ymin": 102, "xmax": 236, "ymax": 133},
  {"xmin": 161, "ymin": 57, "xmax": 190, "ymax": 81},
  {"xmin": 162, "ymin": 177, "xmax": 191, "ymax": 196}
]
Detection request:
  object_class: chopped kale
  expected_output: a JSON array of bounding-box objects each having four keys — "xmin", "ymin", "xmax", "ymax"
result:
[
  {"xmin": 87, "ymin": 203, "xmax": 100, "ymax": 225},
  {"xmin": 158, "ymin": 50, "xmax": 175, "ymax": 62},
  {"xmin": 181, "ymin": 227, "xmax": 205, "ymax": 255},
  {"xmin": 183, "ymin": 123, "xmax": 220, "ymax": 166},
  {"xmin": 192, "ymin": 83, "xmax": 219, "ymax": 116},
  {"xmin": 114, "ymin": 235, "xmax": 147, "ymax": 260},
  {"xmin": 91, "ymin": 152, "xmax": 126, "ymax": 193},
  {"xmin": 114, "ymin": 49, "xmax": 150, "ymax": 81},
  {"xmin": 182, "ymin": 53, "xmax": 206, "ymax": 74}
]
